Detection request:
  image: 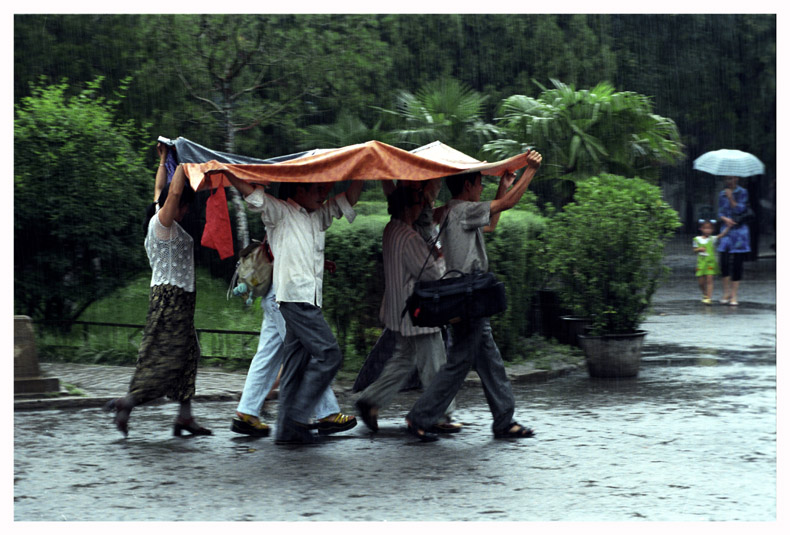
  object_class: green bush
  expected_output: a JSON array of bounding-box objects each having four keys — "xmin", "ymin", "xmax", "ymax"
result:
[
  {"xmin": 545, "ymin": 174, "xmax": 681, "ymax": 335},
  {"xmin": 15, "ymin": 77, "xmax": 151, "ymax": 323},
  {"xmin": 485, "ymin": 206, "xmax": 549, "ymax": 360}
]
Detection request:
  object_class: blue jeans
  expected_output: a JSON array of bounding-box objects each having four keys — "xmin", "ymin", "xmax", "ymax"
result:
[{"xmin": 236, "ymin": 286, "xmax": 339, "ymax": 419}]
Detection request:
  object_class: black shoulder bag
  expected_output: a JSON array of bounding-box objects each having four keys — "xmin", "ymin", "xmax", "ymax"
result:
[{"xmin": 403, "ymin": 213, "xmax": 507, "ymax": 327}]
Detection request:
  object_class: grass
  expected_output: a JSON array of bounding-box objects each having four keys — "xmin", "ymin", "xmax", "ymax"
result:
[
  {"xmin": 62, "ymin": 383, "xmax": 86, "ymax": 397},
  {"xmin": 41, "ymin": 268, "xmax": 266, "ymax": 370},
  {"xmin": 78, "ymin": 269, "xmax": 265, "ymax": 331}
]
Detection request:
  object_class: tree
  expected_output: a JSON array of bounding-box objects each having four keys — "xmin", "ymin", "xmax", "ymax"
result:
[
  {"xmin": 484, "ymin": 80, "xmax": 685, "ymax": 185},
  {"xmin": 298, "ymin": 110, "xmax": 394, "ymax": 150},
  {"xmin": 153, "ymin": 15, "xmax": 318, "ymax": 248},
  {"xmin": 147, "ymin": 14, "xmax": 394, "ymax": 247},
  {"xmin": 379, "ymin": 77, "xmax": 497, "ymax": 157},
  {"xmin": 14, "ymin": 78, "xmax": 150, "ymax": 325}
]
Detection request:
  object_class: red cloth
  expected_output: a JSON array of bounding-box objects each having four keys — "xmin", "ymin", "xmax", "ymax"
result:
[{"xmin": 201, "ymin": 186, "xmax": 234, "ymax": 260}]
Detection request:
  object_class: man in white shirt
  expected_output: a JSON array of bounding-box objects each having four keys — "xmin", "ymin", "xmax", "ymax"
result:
[{"xmin": 226, "ymin": 174, "xmax": 363, "ymax": 444}]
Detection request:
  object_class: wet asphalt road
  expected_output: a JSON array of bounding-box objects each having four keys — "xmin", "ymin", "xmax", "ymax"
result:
[{"xmin": 13, "ymin": 256, "xmax": 776, "ymax": 521}]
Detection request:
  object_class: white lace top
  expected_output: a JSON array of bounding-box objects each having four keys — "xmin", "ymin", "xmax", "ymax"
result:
[{"xmin": 144, "ymin": 206, "xmax": 195, "ymax": 292}]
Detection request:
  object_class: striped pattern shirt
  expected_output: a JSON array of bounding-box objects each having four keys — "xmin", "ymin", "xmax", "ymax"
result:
[{"xmin": 379, "ymin": 218, "xmax": 445, "ymax": 336}]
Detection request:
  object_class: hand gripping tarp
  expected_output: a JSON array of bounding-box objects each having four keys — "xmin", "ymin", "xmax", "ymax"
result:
[{"xmin": 179, "ymin": 139, "xmax": 532, "ymax": 191}]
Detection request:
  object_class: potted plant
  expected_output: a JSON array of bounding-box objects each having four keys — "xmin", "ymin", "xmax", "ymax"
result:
[{"xmin": 545, "ymin": 174, "xmax": 681, "ymax": 377}]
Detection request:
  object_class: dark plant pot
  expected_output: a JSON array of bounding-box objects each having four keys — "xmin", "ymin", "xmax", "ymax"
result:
[
  {"xmin": 578, "ymin": 330, "xmax": 647, "ymax": 378},
  {"xmin": 559, "ymin": 315, "xmax": 593, "ymax": 347},
  {"xmin": 538, "ymin": 290, "xmax": 566, "ymax": 340}
]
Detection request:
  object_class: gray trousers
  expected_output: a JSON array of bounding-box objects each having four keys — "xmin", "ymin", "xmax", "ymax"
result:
[
  {"xmin": 407, "ymin": 317, "xmax": 515, "ymax": 433},
  {"xmin": 276, "ymin": 302, "xmax": 343, "ymax": 434},
  {"xmin": 357, "ymin": 331, "xmax": 455, "ymax": 418}
]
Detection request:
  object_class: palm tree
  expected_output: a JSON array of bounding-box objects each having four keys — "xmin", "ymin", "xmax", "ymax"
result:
[
  {"xmin": 378, "ymin": 77, "xmax": 497, "ymax": 158},
  {"xmin": 484, "ymin": 80, "xmax": 685, "ymax": 183},
  {"xmin": 298, "ymin": 110, "xmax": 394, "ymax": 150}
]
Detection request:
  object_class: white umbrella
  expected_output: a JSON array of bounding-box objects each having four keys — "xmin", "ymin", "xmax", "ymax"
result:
[{"xmin": 692, "ymin": 149, "xmax": 765, "ymax": 177}]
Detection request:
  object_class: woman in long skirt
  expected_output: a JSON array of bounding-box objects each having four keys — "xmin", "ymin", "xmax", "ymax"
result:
[{"xmin": 105, "ymin": 145, "xmax": 211, "ymax": 437}]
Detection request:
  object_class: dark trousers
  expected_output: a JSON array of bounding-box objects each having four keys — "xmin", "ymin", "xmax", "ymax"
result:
[
  {"xmin": 276, "ymin": 302, "xmax": 343, "ymax": 438},
  {"xmin": 719, "ymin": 252, "xmax": 745, "ymax": 281},
  {"xmin": 407, "ymin": 317, "xmax": 515, "ymax": 433}
]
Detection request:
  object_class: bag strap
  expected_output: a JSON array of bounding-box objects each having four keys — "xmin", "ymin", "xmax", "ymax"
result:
[
  {"xmin": 401, "ymin": 210, "xmax": 451, "ymax": 321},
  {"xmin": 415, "ymin": 209, "xmax": 451, "ymax": 281}
]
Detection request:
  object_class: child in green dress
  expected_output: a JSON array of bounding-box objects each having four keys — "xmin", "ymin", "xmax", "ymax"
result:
[{"xmin": 693, "ymin": 219, "xmax": 733, "ymax": 305}]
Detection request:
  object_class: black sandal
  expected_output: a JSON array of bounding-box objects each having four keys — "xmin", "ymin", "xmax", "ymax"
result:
[
  {"xmin": 405, "ymin": 419, "xmax": 438, "ymax": 442},
  {"xmin": 430, "ymin": 421, "xmax": 463, "ymax": 434},
  {"xmin": 494, "ymin": 422, "xmax": 535, "ymax": 439},
  {"xmin": 103, "ymin": 398, "xmax": 130, "ymax": 437},
  {"xmin": 355, "ymin": 399, "xmax": 379, "ymax": 433},
  {"xmin": 173, "ymin": 417, "xmax": 213, "ymax": 437}
]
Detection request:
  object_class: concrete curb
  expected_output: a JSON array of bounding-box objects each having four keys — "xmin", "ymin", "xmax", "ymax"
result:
[
  {"xmin": 13, "ymin": 393, "xmax": 242, "ymax": 412},
  {"xmin": 13, "ymin": 364, "xmax": 582, "ymax": 412}
]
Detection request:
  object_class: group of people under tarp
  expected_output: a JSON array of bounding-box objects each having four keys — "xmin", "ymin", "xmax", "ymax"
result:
[{"xmin": 105, "ymin": 138, "xmax": 542, "ymax": 444}]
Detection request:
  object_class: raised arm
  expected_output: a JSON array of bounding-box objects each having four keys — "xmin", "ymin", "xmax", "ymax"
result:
[
  {"xmin": 157, "ymin": 164, "xmax": 188, "ymax": 228},
  {"xmin": 154, "ymin": 142, "xmax": 169, "ymax": 202},
  {"xmin": 345, "ymin": 179, "xmax": 364, "ymax": 206},
  {"xmin": 484, "ymin": 171, "xmax": 517, "ymax": 233},
  {"xmin": 489, "ymin": 150, "xmax": 542, "ymax": 216},
  {"xmin": 224, "ymin": 171, "xmax": 257, "ymax": 198}
]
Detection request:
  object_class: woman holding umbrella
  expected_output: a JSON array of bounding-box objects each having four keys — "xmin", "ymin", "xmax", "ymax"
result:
[
  {"xmin": 717, "ymin": 176, "xmax": 751, "ymax": 305},
  {"xmin": 693, "ymin": 149, "xmax": 764, "ymax": 306}
]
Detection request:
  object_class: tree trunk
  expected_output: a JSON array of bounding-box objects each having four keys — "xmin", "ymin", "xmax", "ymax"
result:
[{"xmin": 223, "ymin": 84, "xmax": 250, "ymax": 249}]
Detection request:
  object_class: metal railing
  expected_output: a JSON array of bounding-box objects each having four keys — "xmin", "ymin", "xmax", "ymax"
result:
[{"xmin": 34, "ymin": 320, "xmax": 261, "ymax": 365}]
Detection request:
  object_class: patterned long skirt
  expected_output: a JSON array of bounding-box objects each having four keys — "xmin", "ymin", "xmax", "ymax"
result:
[{"xmin": 128, "ymin": 284, "xmax": 200, "ymax": 404}]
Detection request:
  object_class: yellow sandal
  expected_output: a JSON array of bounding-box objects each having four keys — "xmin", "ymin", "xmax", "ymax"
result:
[
  {"xmin": 313, "ymin": 412, "xmax": 357, "ymax": 435},
  {"xmin": 231, "ymin": 412, "xmax": 270, "ymax": 437}
]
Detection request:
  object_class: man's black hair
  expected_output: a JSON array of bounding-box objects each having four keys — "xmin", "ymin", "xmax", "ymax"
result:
[
  {"xmin": 277, "ymin": 181, "xmax": 311, "ymax": 201},
  {"xmin": 445, "ymin": 171, "xmax": 481, "ymax": 197},
  {"xmin": 387, "ymin": 185, "xmax": 422, "ymax": 218}
]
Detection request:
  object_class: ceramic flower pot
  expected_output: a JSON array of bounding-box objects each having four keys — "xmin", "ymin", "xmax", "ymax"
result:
[
  {"xmin": 559, "ymin": 315, "xmax": 593, "ymax": 347},
  {"xmin": 577, "ymin": 330, "xmax": 647, "ymax": 378}
]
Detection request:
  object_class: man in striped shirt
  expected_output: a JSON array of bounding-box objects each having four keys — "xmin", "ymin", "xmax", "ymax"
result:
[{"xmin": 355, "ymin": 185, "xmax": 459, "ymax": 435}]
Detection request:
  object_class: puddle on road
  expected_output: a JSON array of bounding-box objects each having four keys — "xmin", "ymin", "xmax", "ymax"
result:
[
  {"xmin": 651, "ymin": 299, "xmax": 776, "ymax": 315},
  {"xmin": 640, "ymin": 343, "xmax": 776, "ymax": 365}
]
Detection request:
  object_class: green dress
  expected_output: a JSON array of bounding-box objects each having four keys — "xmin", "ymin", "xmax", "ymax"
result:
[{"xmin": 693, "ymin": 235, "xmax": 720, "ymax": 276}]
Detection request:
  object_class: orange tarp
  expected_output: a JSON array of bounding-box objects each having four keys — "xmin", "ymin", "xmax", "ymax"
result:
[{"xmin": 183, "ymin": 140, "xmax": 530, "ymax": 191}]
